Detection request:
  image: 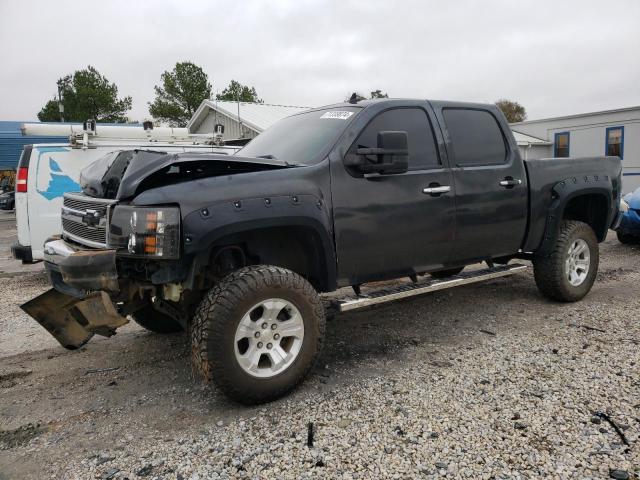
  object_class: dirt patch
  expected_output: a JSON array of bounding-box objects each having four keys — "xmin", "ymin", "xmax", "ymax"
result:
[
  {"xmin": 0, "ymin": 424, "xmax": 46, "ymax": 450},
  {"xmin": 0, "ymin": 369, "xmax": 32, "ymax": 388},
  {"xmin": 596, "ymin": 267, "xmax": 634, "ymax": 282}
]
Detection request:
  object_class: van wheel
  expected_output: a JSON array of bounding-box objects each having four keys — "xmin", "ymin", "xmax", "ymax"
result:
[
  {"xmin": 533, "ymin": 220, "xmax": 598, "ymax": 302},
  {"xmin": 131, "ymin": 305, "xmax": 184, "ymax": 333},
  {"xmin": 190, "ymin": 265, "xmax": 325, "ymax": 404},
  {"xmin": 430, "ymin": 267, "xmax": 464, "ymax": 279}
]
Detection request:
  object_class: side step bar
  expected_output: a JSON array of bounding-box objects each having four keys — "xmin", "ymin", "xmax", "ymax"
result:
[{"xmin": 336, "ymin": 264, "xmax": 527, "ymax": 312}]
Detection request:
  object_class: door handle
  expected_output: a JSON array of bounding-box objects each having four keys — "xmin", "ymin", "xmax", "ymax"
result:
[
  {"xmin": 499, "ymin": 178, "xmax": 522, "ymax": 188},
  {"xmin": 422, "ymin": 185, "xmax": 451, "ymax": 195}
]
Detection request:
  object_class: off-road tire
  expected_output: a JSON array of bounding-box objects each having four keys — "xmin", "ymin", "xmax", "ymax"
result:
[
  {"xmin": 131, "ymin": 305, "xmax": 184, "ymax": 333},
  {"xmin": 190, "ymin": 265, "xmax": 325, "ymax": 404},
  {"xmin": 533, "ymin": 220, "xmax": 599, "ymax": 302},
  {"xmin": 430, "ymin": 266, "xmax": 464, "ymax": 279},
  {"xmin": 616, "ymin": 231, "xmax": 638, "ymax": 245}
]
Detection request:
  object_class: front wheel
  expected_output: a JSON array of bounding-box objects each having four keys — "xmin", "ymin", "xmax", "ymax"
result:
[
  {"xmin": 190, "ymin": 265, "xmax": 325, "ymax": 404},
  {"xmin": 533, "ymin": 220, "xmax": 599, "ymax": 302}
]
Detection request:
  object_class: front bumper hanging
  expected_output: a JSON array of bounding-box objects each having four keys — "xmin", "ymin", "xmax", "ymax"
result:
[
  {"xmin": 43, "ymin": 237, "xmax": 119, "ymax": 296},
  {"xmin": 21, "ymin": 237, "xmax": 128, "ymax": 349},
  {"xmin": 21, "ymin": 290, "xmax": 128, "ymax": 349}
]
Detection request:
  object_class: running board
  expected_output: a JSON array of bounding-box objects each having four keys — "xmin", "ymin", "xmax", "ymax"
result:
[{"xmin": 335, "ymin": 264, "xmax": 527, "ymax": 312}]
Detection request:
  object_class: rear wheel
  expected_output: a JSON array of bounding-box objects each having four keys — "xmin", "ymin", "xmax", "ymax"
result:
[
  {"xmin": 430, "ymin": 266, "xmax": 464, "ymax": 279},
  {"xmin": 190, "ymin": 265, "xmax": 325, "ymax": 404},
  {"xmin": 533, "ymin": 220, "xmax": 598, "ymax": 302},
  {"xmin": 131, "ymin": 305, "xmax": 184, "ymax": 333}
]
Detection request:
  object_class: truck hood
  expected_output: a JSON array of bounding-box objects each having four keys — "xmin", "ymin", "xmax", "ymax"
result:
[{"xmin": 79, "ymin": 150, "xmax": 294, "ymax": 200}]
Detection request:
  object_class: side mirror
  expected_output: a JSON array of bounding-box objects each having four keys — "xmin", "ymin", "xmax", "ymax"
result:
[{"xmin": 352, "ymin": 131, "xmax": 409, "ymax": 175}]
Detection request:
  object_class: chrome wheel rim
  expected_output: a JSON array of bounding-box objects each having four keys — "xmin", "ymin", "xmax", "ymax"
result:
[
  {"xmin": 234, "ymin": 298, "xmax": 305, "ymax": 378},
  {"xmin": 565, "ymin": 239, "xmax": 590, "ymax": 286}
]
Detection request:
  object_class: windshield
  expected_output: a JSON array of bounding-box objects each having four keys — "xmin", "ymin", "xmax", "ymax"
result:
[{"xmin": 237, "ymin": 107, "xmax": 361, "ymax": 165}]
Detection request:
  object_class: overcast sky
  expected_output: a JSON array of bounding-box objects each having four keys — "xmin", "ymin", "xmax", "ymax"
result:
[{"xmin": 1, "ymin": 0, "xmax": 639, "ymax": 122}]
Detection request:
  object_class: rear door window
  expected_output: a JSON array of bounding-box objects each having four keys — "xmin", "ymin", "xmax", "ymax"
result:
[
  {"xmin": 351, "ymin": 108, "xmax": 440, "ymax": 170},
  {"xmin": 443, "ymin": 108, "xmax": 507, "ymax": 166}
]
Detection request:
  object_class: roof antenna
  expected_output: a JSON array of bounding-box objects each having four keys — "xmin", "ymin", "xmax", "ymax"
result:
[{"xmin": 348, "ymin": 92, "xmax": 358, "ymax": 104}]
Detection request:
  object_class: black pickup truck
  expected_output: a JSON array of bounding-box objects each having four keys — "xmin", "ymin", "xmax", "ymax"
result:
[{"xmin": 23, "ymin": 99, "xmax": 622, "ymax": 404}]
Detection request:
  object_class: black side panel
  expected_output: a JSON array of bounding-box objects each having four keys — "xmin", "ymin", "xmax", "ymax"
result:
[
  {"xmin": 133, "ymin": 160, "xmax": 337, "ymax": 291},
  {"xmin": 329, "ymin": 100, "xmax": 456, "ymax": 285},
  {"xmin": 432, "ymin": 102, "xmax": 528, "ymax": 263},
  {"xmin": 523, "ymin": 156, "xmax": 621, "ymax": 252}
]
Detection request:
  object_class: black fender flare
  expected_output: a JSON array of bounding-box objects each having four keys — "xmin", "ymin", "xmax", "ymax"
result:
[
  {"xmin": 181, "ymin": 194, "xmax": 337, "ymax": 291},
  {"xmin": 536, "ymin": 175, "xmax": 613, "ymax": 255}
]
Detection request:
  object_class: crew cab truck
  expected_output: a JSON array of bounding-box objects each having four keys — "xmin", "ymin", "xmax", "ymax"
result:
[{"xmin": 22, "ymin": 99, "xmax": 622, "ymax": 404}]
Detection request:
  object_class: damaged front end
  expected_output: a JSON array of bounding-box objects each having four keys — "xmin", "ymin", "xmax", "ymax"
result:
[
  {"xmin": 22, "ymin": 149, "xmax": 296, "ymax": 350},
  {"xmin": 21, "ymin": 238, "xmax": 128, "ymax": 349}
]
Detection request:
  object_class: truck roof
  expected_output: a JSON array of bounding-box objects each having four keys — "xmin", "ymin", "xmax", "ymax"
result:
[{"xmin": 302, "ymin": 98, "xmax": 500, "ymax": 112}]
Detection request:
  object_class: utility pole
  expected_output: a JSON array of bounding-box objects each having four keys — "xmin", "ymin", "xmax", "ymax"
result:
[
  {"xmin": 57, "ymin": 81, "xmax": 65, "ymax": 122},
  {"xmin": 237, "ymin": 91, "xmax": 244, "ymax": 138}
]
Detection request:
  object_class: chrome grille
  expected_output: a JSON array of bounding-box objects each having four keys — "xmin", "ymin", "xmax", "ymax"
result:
[
  {"xmin": 63, "ymin": 196, "xmax": 109, "ymax": 212},
  {"xmin": 62, "ymin": 193, "xmax": 116, "ymax": 248},
  {"xmin": 62, "ymin": 218, "xmax": 107, "ymax": 244}
]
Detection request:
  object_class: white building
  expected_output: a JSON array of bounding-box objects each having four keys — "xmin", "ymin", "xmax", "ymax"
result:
[
  {"xmin": 511, "ymin": 131, "xmax": 552, "ymax": 160},
  {"xmin": 511, "ymin": 106, "xmax": 640, "ymax": 192},
  {"xmin": 187, "ymin": 100, "xmax": 309, "ymax": 140}
]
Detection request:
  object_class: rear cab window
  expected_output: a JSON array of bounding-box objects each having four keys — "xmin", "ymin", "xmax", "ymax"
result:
[
  {"xmin": 350, "ymin": 108, "xmax": 440, "ymax": 171},
  {"xmin": 442, "ymin": 108, "xmax": 507, "ymax": 166}
]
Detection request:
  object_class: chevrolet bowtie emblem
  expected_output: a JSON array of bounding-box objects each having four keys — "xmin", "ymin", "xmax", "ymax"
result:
[{"xmin": 82, "ymin": 209, "xmax": 102, "ymax": 227}]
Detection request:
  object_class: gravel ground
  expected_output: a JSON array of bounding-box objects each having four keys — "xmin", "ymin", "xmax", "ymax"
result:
[{"xmin": 1, "ymin": 215, "xmax": 638, "ymax": 479}]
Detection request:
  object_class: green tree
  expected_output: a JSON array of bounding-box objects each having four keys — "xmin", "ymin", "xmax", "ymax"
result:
[
  {"xmin": 495, "ymin": 99, "xmax": 527, "ymax": 123},
  {"xmin": 37, "ymin": 66, "xmax": 132, "ymax": 123},
  {"xmin": 149, "ymin": 61, "xmax": 212, "ymax": 127},
  {"xmin": 216, "ymin": 80, "xmax": 262, "ymax": 103}
]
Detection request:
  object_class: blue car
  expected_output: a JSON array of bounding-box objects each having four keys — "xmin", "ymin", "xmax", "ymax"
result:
[{"xmin": 616, "ymin": 188, "xmax": 640, "ymax": 243}]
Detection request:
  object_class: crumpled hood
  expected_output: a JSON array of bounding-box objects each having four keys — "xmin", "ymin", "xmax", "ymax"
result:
[{"xmin": 79, "ymin": 150, "xmax": 293, "ymax": 200}]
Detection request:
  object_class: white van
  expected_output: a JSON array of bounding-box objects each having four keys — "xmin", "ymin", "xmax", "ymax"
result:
[{"xmin": 12, "ymin": 128, "xmax": 238, "ymax": 262}]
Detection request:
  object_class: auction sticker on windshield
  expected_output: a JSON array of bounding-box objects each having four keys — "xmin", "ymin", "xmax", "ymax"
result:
[{"xmin": 320, "ymin": 111, "xmax": 354, "ymax": 120}]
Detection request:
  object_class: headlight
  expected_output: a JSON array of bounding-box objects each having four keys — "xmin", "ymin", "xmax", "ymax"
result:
[
  {"xmin": 620, "ymin": 199, "xmax": 629, "ymax": 213},
  {"xmin": 108, "ymin": 206, "xmax": 180, "ymax": 259}
]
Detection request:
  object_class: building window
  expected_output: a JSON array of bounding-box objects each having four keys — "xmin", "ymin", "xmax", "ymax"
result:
[
  {"xmin": 554, "ymin": 132, "xmax": 570, "ymax": 157},
  {"xmin": 605, "ymin": 126, "xmax": 624, "ymax": 159}
]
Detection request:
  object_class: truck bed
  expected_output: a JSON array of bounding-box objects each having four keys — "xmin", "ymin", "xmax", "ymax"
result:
[{"xmin": 523, "ymin": 155, "xmax": 622, "ymax": 252}]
